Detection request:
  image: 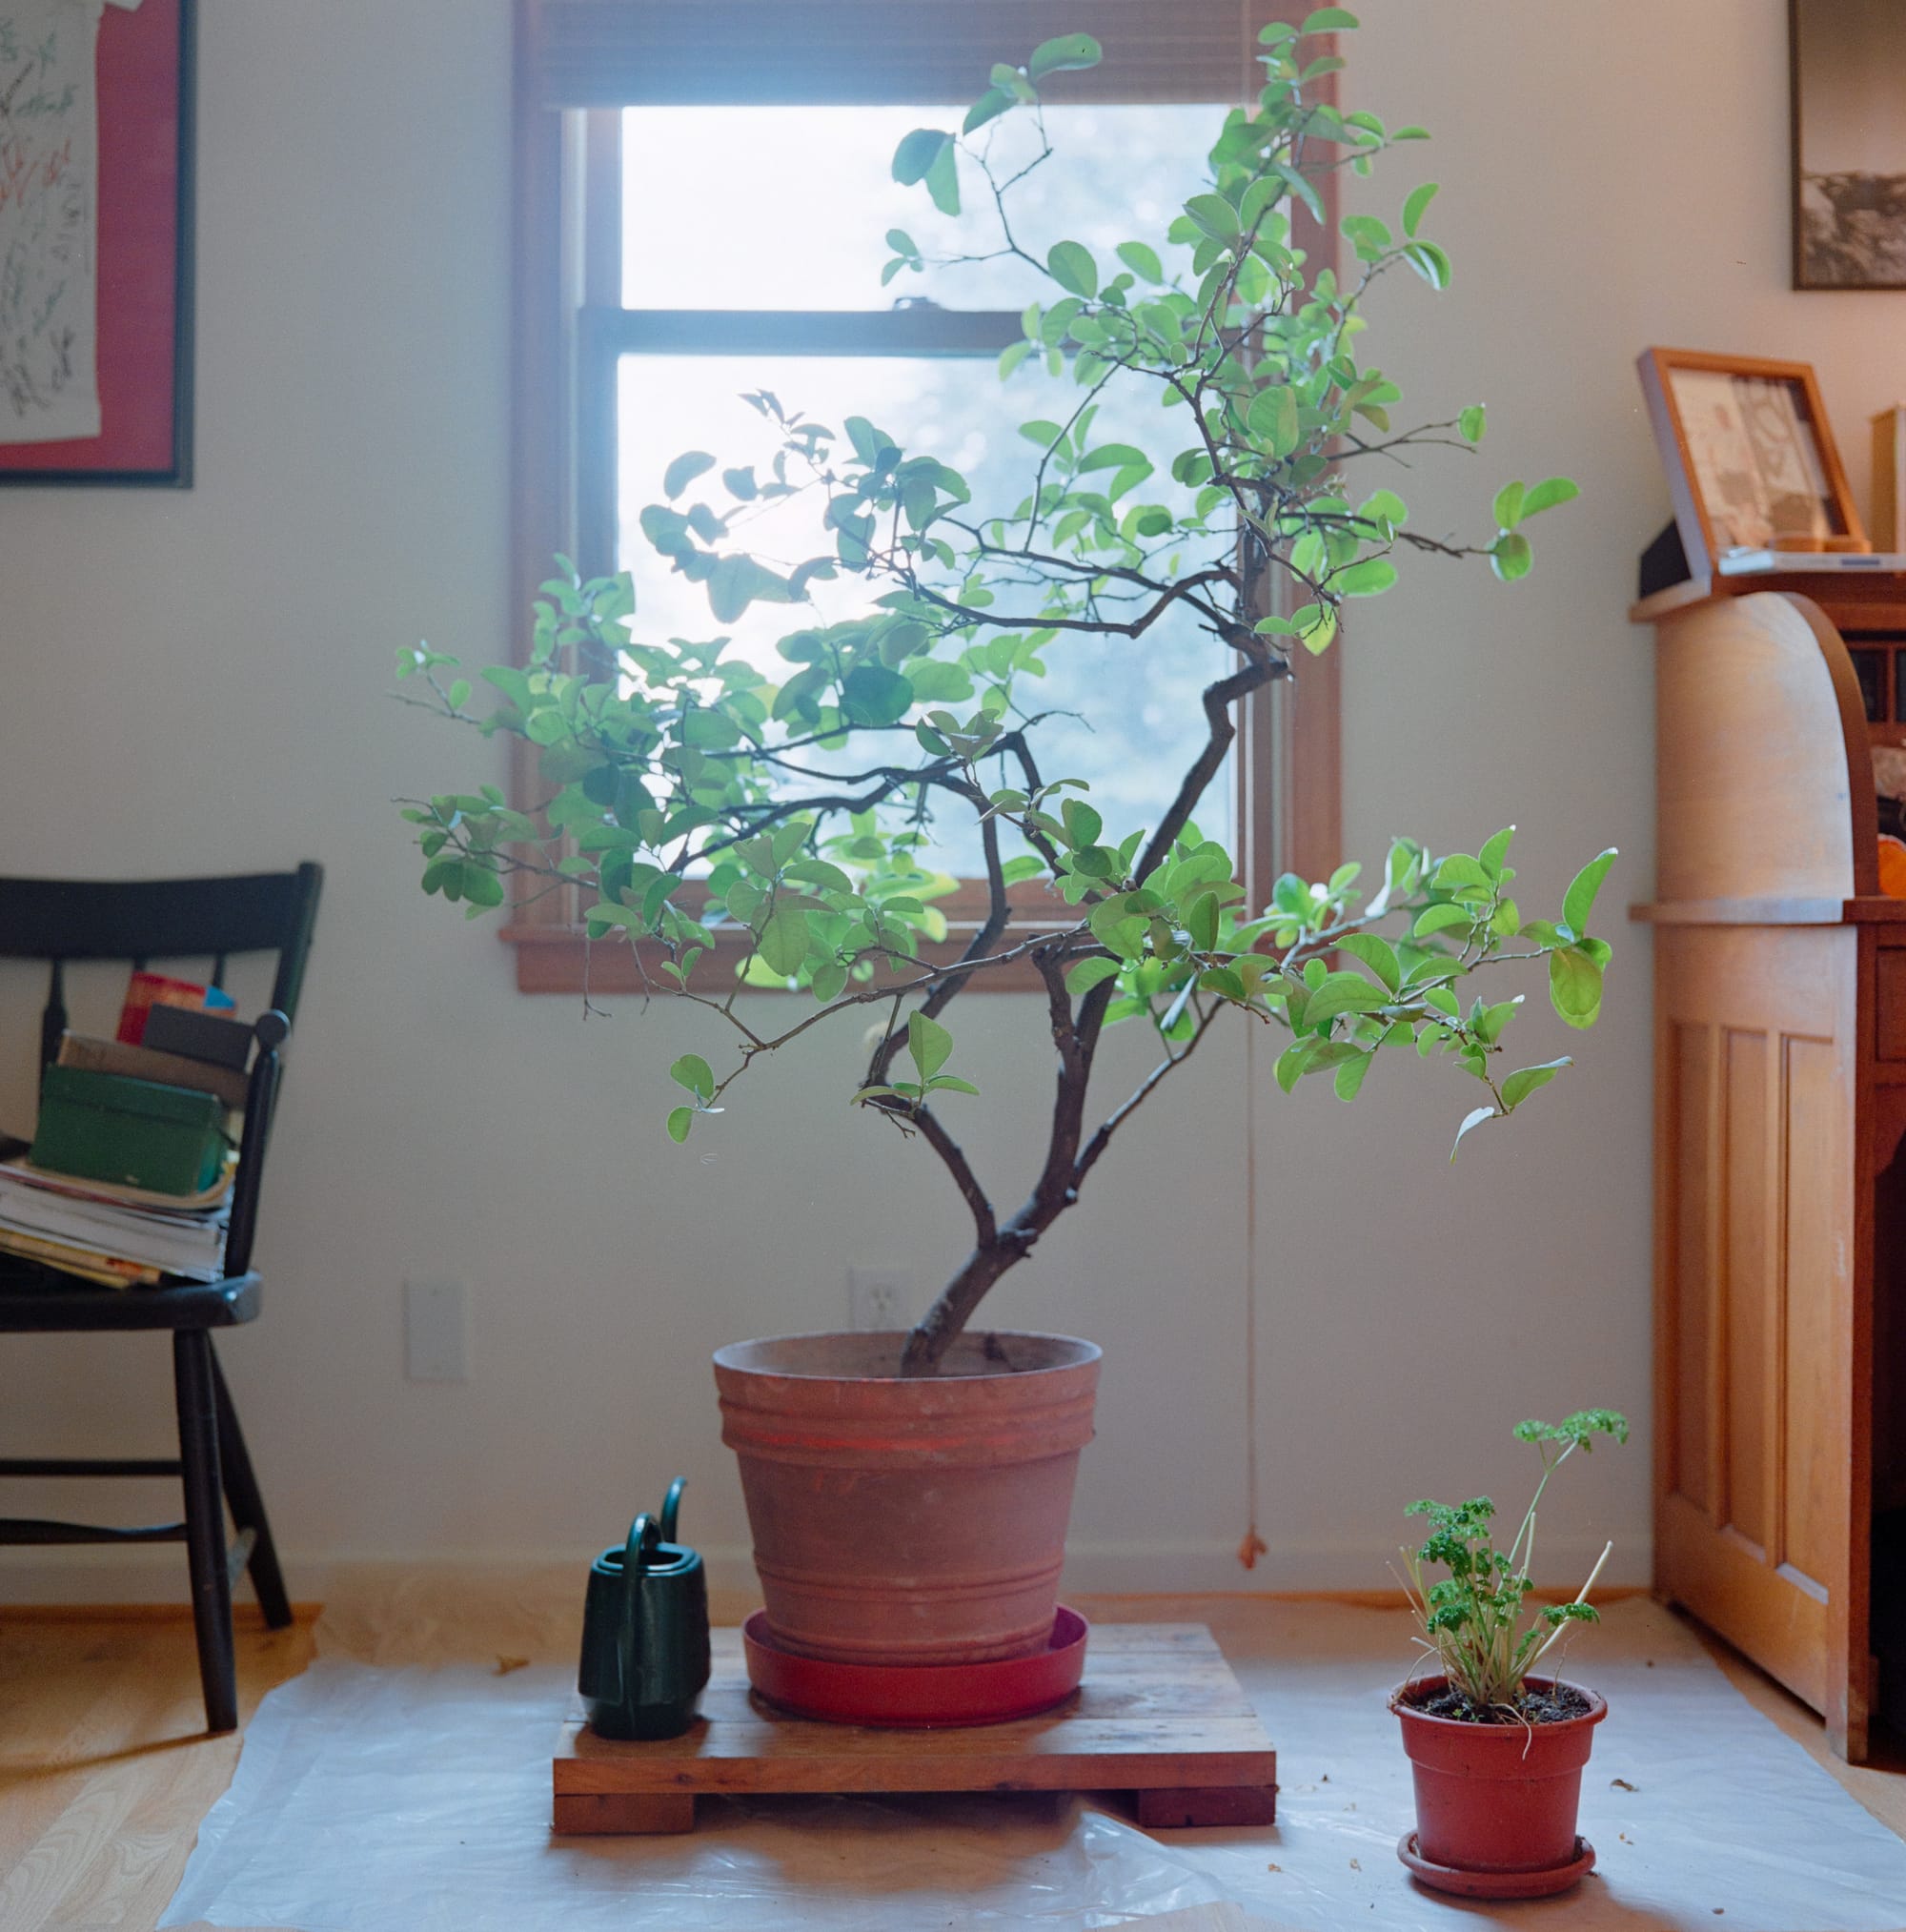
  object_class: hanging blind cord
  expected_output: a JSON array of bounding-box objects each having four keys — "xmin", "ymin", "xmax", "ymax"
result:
[{"xmin": 1238, "ymin": 1018, "xmax": 1267, "ymax": 1569}]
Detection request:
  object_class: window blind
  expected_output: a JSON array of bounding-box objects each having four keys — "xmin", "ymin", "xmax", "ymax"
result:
[{"xmin": 522, "ymin": 1, "xmax": 1288, "ymax": 108}]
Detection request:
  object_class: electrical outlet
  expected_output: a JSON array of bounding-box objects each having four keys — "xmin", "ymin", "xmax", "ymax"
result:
[
  {"xmin": 403, "ymin": 1279, "xmax": 468, "ymax": 1382},
  {"xmin": 848, "ymin": 1266, "xmax": 908, "ymax": 1332}
]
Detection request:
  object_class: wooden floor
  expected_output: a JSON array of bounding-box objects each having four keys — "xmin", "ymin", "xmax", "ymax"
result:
[
  {"xmin": 0, "ymin": 1606, "xmax": 317, "ymax": 1932},
  {"xmin": 1, "ymin": 1587, "xmax": 1903, "ymax": 1931}
]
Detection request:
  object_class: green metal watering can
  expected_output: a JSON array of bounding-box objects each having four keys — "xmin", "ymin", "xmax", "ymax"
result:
[{"xmin": 577, "ymin": 1476, "xmax": 710, "ymax": 1739}]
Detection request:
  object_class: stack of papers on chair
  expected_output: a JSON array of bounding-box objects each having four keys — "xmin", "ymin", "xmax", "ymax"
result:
[{"xmin": 0, "ymin": 1160, "xmax": 231, "ymax": 1287}]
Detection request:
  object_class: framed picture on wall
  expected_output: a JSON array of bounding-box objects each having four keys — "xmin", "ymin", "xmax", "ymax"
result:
[
  {"xmin": 1791, "ymin": 0, "xmax": 1906, "ymax": 290},
  {"xmin": 1636, "ymin": 348, "xmax": 1867, "ymax": 580},
  {"xmin": 0, "ymin": 0, "xmax": 194, "ymax": 485}
]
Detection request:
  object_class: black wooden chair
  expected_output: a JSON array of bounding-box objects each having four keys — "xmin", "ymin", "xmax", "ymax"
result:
[{"xmin": 0, "ymin": 864, "xmax": 322, "ymax": 1733}]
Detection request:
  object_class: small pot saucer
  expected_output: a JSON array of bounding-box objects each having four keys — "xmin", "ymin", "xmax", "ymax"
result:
[
  {"xmin": 1398, "ymin": 1830, "xmax": 1596, "ymax": 1899},
  {"xmin": 743, "ymin": 1605, "xmax": 1088, "ymax": 1727}
]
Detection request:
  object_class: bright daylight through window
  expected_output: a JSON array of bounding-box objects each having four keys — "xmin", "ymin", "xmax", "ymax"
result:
[{"xmin": 614, "ymin": 102, "xmax": 1234, "ymax": 882}]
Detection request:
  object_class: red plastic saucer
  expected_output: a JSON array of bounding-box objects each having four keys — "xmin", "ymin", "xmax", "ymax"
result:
[
  {"xmin": 1398, "ymin": 1830, "xmax": 1596, "ymax": 1899},
  {"xmin": 742, "ymin": 1606, "xmax": 1089, "ymax": 1727}
]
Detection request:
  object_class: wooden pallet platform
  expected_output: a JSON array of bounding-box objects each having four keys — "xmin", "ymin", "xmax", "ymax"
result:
[{"xmin": 553, "ymin": 1621, "xmax": 1276, "ymax": 1835}]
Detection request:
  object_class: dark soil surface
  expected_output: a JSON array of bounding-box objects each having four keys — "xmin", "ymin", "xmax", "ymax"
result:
[{"xmin": 1405, "ymin": 1682, "xmax": 1592, "ymax": 1725}]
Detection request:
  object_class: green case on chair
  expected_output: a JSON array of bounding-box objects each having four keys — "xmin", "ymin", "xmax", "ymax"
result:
[{"xmin": 30, "ymin": 1065, "xmax": 231, "ymax": 1196}]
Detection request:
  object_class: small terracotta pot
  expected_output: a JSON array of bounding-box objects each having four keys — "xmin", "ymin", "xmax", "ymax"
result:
[
  {"xmin": 712, "ymin": 1330, "xmax": 1100, "ymax": 1668},
  {"xmin": 1391, "ymin": 1675, "xmax": 1607, "ymax": 1878}
]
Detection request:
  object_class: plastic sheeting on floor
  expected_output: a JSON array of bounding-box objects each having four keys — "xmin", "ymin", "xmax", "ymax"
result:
[{"xmin": 161, "ymin": 1599, "xmax": 1906, "ymax": 1932}]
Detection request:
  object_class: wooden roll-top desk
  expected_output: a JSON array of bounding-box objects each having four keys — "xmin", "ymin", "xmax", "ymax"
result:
[{"xmin": 1633, "ymin": 568, "xmax": 1906, "ymax": 1761}]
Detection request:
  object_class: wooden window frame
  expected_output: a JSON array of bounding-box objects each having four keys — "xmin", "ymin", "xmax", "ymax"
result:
[{"xmin": 503, "ymin": 1, "xmax": 1341, "ymax": 995}]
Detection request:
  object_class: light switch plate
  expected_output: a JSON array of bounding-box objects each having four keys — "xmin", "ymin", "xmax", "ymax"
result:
[{"xmin": 403, "ymin": 1279, "xmax": 468, "ymax": 1382}]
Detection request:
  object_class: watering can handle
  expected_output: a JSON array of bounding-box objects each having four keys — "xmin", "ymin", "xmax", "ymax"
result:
[
  {"xmin": 618, "ymin": 1514, "xmax": 659, "ymax": 1706},
  {"xmin": 660, "ymin": 1476, "xmax": 685, "ymax": 1545}
]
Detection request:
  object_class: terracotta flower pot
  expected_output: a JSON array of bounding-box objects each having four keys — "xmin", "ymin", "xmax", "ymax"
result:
[
  {"xmin": 712, "ymin": 1330, "xmax": 1100, "ymax": 1668},
  {"xmin": 1391, "ymin": 1675, "xmax": 1607, "ymax": 1886}
]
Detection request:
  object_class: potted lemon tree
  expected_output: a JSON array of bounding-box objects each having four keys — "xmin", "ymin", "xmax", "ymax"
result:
[{"xmin": 395, "ymin": 13, "xmax": 1614, "ymax": 1705}]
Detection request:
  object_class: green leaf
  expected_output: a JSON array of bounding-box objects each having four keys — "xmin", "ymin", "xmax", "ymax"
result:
[
  {"xmin": 1047, "ymin": 239, "xmax": 1098, "ymax": 298},
  {"xmin": 1275, "ymin": 1038, "xmax": 1319, "ymax": 1092},
  {"xmin": 924, "ymin": 137, "xmax": 961, "ymax": 214},
  {"xmin": 1501, "ymin": 1057, "xmax": 1571, "ymax": 1110},
  {"xmin": 1459, "ymin": 404, "xmax": 1487, "ymax": 443},
  {"xmin": 841, "ymin": 663, "xmax": 914, "ymax": 726},
  {"xmin": 1549, "ymin": 946, "xmax": 1605, "ymax": 1029},
  {"xmin": 669, "ymin": 1053, "xmax": 715, "ymax": 1102},
  {"xmin": 662, "ymin": 451, "xmax": 715, "ymax": 498},
  {"xmin": 1492, "ymin": 480, "xmax": 1527, "ymax": 529},
  {"xmin": 1065, "ymin": 956, "xmax": 1123, "ymax": 997},
  {"xmin": 1337, "ymin": 931, "xmax": 1401, "ymax": 992},
  {"xmin": 906, "ymin": 660, "xmax": 975, "ymax": 702},
  {"xmin": 1185, "ymin": 193, "xmax": 1241, "ymax": 242},
  {"xmin": 1432, "ymin": 853, "xmax": 1490, "ymax": 892},
  {"xmin": 1562, "ymin": 847, "xmax": 1618, "ymax": 934},
  {"xmin": 928, "ymin": 1074, "xmax": 981, "ymax": 1097},
  {"xmin": 1116, "ymin": 240, "xmax": 1165, "ymax": 283},
  {"xmin": 1334, "ymin": 556, "xmax": 1397, "ymax": 598},
  {"xmin": 1305, "ymin": 971, "xmax": 1390, "ymax": 1027},
  {"xmin": 1479, "ymin": 825, "xmax": 1516, "ymax": 879},
  {"xmin": 757, "ymin": 906, "xmax": 810, "ymax": 977},
  {"xmin": 1247, "ymin": 384, "xmax": 1301, "ymax": 458},
  {"xmin": 1187, "ymin": 890, "xmax": 1220, "ymax": 953},
  {"xmin": 1490, "ymin": 532, "xmax": 1532, "ymax": 582},
  {"xmin": 963, "ymin": 86, "xmax": 1014, "ymax": 133},
  {"xmin": 1078, "ymin": 442, "xmax": 1148, "ymax": 474},
  {"xmin": 1301, "ymin": 6, "xmax": 1360, "ymax": 30},
  {"xmin": 1334, "ymin": 1050, "xmax": 1372, "ymax": 1101},
  {"xmin": 1401, "ymin": 240, "xmax": 1451, "ymax": 289},
  {"xmin": 1450, "ymin": 1104, "xmax": 1495, "ymax": 1161},
  {"xmin": 811, "ymin": 960, "xmax": 848, "ymax": 1004},
  {"xmin": 1027, "ymin": 31, "xmax": 1103, "ymax": 78},
  {"xmin": 1413, "ymin": 903, "xmax": 1473, "ymax": 939},
  {"xmin": 1402, "ymin": 181, "xmax": 1439, "ymax": 238},
  {"xmin": 1294, "ymin": 603, "xmax": 1337, "ymax": 655},
  {"xmin": 1521, "ymin": 476, "xmax": 1581, "ymax": 519},
  {"xmin": 1058, "ymin": 798, "xmax": 1103, "ymax": 850},
  {"xmin": 708, "ymin": 554, "xmax": 790, "ymax": 622},
  {"xmin": 666, "ymin": 1107, "xmax": 694, "ymax": 1145},
  {"xmin": 907, "ymin": 1010, "xmax": 952, "ymax": 1081},
  {"xmin": 892, "ymin": 128, "xmax": 951, "ymax": 186}
]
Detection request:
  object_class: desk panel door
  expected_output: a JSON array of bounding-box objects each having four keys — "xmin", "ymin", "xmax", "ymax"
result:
[{"xmin": 1653, "ymin": 923, "xmax": 1871, "ymax": 1759}]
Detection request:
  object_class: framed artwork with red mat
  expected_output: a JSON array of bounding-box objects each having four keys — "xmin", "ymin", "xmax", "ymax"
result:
[{"xmin": 0, "ymin": 0, "xmax": 194, "ymax": 486}]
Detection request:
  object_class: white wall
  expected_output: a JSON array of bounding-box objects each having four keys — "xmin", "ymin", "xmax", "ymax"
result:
[{"xmin": 1, "ymin": 0, "xmax": 1899, "ymax": 1602}]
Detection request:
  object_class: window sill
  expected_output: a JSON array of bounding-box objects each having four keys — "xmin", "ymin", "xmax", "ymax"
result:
[{"xmin": 500, "ymin": 922, "xmax": 1064, "ymax": 995}]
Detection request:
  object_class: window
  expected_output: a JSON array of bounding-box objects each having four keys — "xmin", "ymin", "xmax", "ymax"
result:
[{"xmin": 506, "ymin": 1, "xmax": 1341, "ymax": 995}]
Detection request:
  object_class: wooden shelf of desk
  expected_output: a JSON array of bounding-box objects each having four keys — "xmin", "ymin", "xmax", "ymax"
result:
[
  {"xmin": 1632, "ymin": 572, "xmax": 1906, "ymax": 1766},
  {"xmin": 552, "ymin": 1622, "xmax": 1277, "ymax": 1836}
]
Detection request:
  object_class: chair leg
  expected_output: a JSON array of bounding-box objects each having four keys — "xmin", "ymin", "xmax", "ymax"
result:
[
  {"xmin": 173, "ymin": 1330, "xmax": 237, "ymax": 1735},
  {"xmin": 209, "ymin": 1341, "xmax": 293, "ymax": 1629}
]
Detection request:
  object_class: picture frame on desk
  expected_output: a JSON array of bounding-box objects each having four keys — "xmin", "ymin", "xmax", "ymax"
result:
[
  {"xmin": 1636, "ymin": 347, "xmax": 1866, "ymax": 585},
  {"xmin": 0, "ymin": 0, "xmax": 195, "ymax": 488},
  {"xmin": 1791, "ymin": 0, "xmax": 1906, "ymax": 291}
]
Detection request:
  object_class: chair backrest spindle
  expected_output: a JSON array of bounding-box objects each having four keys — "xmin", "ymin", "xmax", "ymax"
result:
[{"xmin": 39, "ymin": 961, "xmax": 68, "ymax": 1076}]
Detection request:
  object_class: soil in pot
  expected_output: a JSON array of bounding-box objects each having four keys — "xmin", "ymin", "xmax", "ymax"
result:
[
  {"xmin": 1391, "ymin": 1673, "xmax": 1607, "ymax": 1894},
  {"xmin": 1407, "ymin": 1682, "xmax": 1593, "ymax": 1725},
  {"xmin": 713, "ymin": 1330, "xmax": 1101, "ymax": 1674}
]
